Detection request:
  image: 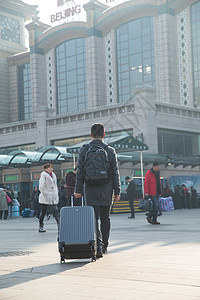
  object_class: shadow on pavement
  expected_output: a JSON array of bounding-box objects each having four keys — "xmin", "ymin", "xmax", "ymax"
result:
[{"xmin": 0, "ymin": 261, "xmax": 91, "ymax": 290}]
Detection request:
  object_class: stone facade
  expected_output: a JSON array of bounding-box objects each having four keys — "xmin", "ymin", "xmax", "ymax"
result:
[{"xmin": 0, "ymin": 0, "xmax": 200, "ymax": 182}]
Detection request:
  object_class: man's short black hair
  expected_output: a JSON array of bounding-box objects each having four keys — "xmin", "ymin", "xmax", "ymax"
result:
[
  {"xmin": 91, "ymin": 123, "xmax": 105, "ymax": 138},
  {"xmin": 125, "ymin": 176, "xmax": 131, "ymax": 181},
  {"xmin": 153, "ymin": 160, "xmax": 159, "ymax": 166}
]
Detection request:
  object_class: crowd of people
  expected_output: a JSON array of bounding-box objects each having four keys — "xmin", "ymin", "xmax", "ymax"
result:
[
  {"xmin": 0, "ymin": 123, "xmax": 199, "ymax": 259},
  {"xmin": 0, "ymin": 172, "xmax": 199, "ymax": 223},
  {"xmin": 0, "ymin": 166, "xmax": 79, "ymax": 221},
  {"xmin": 0, "ymin": 170, "xmax": 199, "ymax": 222},
  {"xmin": 0, "ymin": 185, "xmax": 14, "ymax": 220},
  {"xmin": 170, "ymin": 184, "xmax": 198, "ymax": 209},
  {"xmin": 124, "ymin": 161, "xmax": 199, "ymax": 225}
]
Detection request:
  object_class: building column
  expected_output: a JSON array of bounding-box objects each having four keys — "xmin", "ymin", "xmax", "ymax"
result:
[
  {"xmin": 0, "ymin": 52, "xmax": 10, "ymax": 123},
  {"xmin": 84, "ymin": 1, "xmax": 108, "ymax": 109},
  {"xmin": 134, "ymin": 87, "xmax": 157, "ymax": 153},
  {"xmin": 86, "ymin": 35, "xmax": 106, "ymax": 108},
  {"xmin": 156, "ymin": 8, "xmax": 180, "ymax": 105},
  {"xmin": 26, "ymin": 20, "xmax": 51, "ymax": 148},
  {"xmin": 35, "ymin": 106, "xmax": 48, "ymax": 149},
  {"xmin": 30, "ymin": 53, "xmax": 47, "ymax": 118}
]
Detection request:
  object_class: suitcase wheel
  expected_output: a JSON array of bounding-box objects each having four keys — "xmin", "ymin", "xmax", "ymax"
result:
[
  {"xmin": 60, "ymin": 256, "xmax": 65, "ymax": 264},
  {"xmin": 92, "ymin": 256, "xmax": 96, "ymax": 262}
]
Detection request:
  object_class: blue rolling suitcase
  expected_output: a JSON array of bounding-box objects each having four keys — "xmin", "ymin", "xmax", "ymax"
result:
[{"xmin": 58, "ymin": 196, "xmax": 97, "ymax": 263}]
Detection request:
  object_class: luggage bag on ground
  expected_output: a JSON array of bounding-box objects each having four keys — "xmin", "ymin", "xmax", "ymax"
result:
[
  {"xmin": 58, "ymin": 196, "xmax": 97, "ymax": 263},
  {"xmin": 22, "ymin": 208, "xmax": 31, "ymax": 217},
  {"xmin": 11, "ymin": 205, "xmax": 20, "ymax": 218},
  {"xmin": 158, "ymin": 196, "xmax": 174, "ymax": 212}
]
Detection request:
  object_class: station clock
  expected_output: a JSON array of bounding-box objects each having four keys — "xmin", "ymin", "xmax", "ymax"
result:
[{"xmin": 0, "ymin": 15, "xmax": 20, "ymax": 44}]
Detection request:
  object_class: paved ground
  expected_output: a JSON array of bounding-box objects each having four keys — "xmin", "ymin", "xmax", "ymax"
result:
[{"xmin": 0, "ymin": 209, "xmax": 200, "ymax": 300}]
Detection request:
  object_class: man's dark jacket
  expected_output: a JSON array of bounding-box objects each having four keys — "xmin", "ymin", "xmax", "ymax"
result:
[
  {"xmin": 126, "ymin": 180, "xmax": 136, "ymax": 201},
  {"xmin": 75, "ymin": 139, "xmax": 121, "ymax": 206},
  {"xmin": 66, "ymin": 171, "xmax": 76, "ymax": 199}
]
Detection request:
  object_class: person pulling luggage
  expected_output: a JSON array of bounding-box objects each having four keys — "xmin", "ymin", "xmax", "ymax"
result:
[
  {"xmin": 144, "ymin": 160, "xmax": 162, "ymax": 225},
  {"xmin": 74, "ymin": 123, "xmax": 121, "ymax": 258}
]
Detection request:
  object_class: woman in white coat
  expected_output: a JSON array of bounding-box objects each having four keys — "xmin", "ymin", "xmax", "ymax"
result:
[
  {"xmin": 0, "ymin": 188, "xmax": 8, "ymax": 219},
  {"xmin": 38, "ymin": 163, "xmax": 59, "ymax": 232}
]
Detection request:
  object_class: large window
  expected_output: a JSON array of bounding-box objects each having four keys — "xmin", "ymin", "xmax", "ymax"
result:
[
  {"xmin": 116, "ymin": 17, "xmax": 155, "ymax": 103},
  {"xmin": 191, "ymin": 1, "xmax": 200, "ymax": 105},
  {"xmin": 158, "ymin": 129, "xmax": 200, "ymax": 155},
  {"xmin": 18, "ymin": 63, "xmax": 32, "ymax": 120},
  {"xmin": 56, "ymin": 38, "xmax": 87, "ymax": 114},
  {"xmin": 52, "ymin": 129, "xmax": 132, "ymax": 146},
  {"xmin": 0, "ymin": 144, "xmax": 36, "ymax": 155}
]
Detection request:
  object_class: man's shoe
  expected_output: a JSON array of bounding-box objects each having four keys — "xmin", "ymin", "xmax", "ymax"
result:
[
  {"xmin": 47, "ymin": 214, "xmax": 51, "ymax": 220},
  {"xmin": 96, "ymin": 251, "xmax": 103, "ymax": 258},
  {"xmin": 152, "ymin": 220, "xmax": 160, "ymax": 225},
  {"xmin": 102, "ymin": 247, "xmax": 107, "ymax": 254},
  {"xmin": 128, "ymin": 216, "xmax": 135, "ymax": 218},
  {"xmin": 96, "ymin": 245, "xmax": 103, "ymax": 258},
  {"xmin": 146, "ymin": 217, "xmax": 152, "ymax": 224},
  {"xmin": 39, "ymin": 227, "xmax": 46, "ymax": 233}
]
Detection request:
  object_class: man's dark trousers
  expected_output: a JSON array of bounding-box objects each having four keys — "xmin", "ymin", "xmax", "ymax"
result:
[
  {"xmin": 128, "ymin": 196, "xmax": 135, "ymax": 217},
  {"xmin": 92, "ymin": 205, "xmax": 111, "ymax": 250},
  {"xmin": 148, "ymin": 194, "xmax": 159, "ymax": 222}
]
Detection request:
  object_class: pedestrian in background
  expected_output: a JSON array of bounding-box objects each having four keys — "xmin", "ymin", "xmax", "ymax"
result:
[
  {"xmin": 125, "ymin": 176, "xmax": 136, "ymax": 218},
  {"xmin": 163, "ymin": 185, "xmax": 173, "ymax": 197},
  {"xmin": 179, "ymin": 185, "xmax": 184, "ymax": 208},
  {"xmin": 173, "ymin": 185, "xmax": 182, "ymax": 209},
  {"xmin": 31, "ymin": 186, "xmax": 40, "ymax": 220},
  {"xmin": 0, "ymin": 187, "xmax": 8, "ymax": 220},
  {"xmin": 190, "ymin": 186, "xmax": 197, "ymax": 208},
  {"xmin": 144, "ymin": 161, "xmax": 162, "ymax": 225},
  {"xmin": 5, "ymin": 186, "xmax": 14, "ymax": 218},
  {"xmin": 66, "ymin": 167, "xmax": 80, "ymax": 206},
  {"xmin": 182, "ymin": 184, "xmax": 190, "ymax": 209},
  {"xmin": 38, "ymin": 163, "xmax": 59, "ymax": 233},
  {"xmin": 2, "ymin": 186, "xmax": 11, "ymax": 219},
  {"xmin": 58, "ymin": 181, "xmax": 68, "ymax": 210}
]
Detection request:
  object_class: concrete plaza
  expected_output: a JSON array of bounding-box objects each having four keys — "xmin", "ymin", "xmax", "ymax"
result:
[{"xmin": 0, "ymin": 209, "xmax": 200, "ymax": 300}]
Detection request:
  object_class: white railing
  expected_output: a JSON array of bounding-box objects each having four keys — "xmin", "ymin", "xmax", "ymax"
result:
[{"xmin": 0, "ymin": 121, "xmax": 37, "ymax": 135}]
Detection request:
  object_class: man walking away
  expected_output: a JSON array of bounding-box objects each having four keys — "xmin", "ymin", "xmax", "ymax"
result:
[
  {"xmin": 74, "ymin": 123, "xmax": 121, "ymax": 258},
  {"xmin": 144, "ymin": 161, "xmax": 162, "ymax": 225},
  {"xmin": 125, "ymin": 176, "xmax": 136, "ymax": 218}
]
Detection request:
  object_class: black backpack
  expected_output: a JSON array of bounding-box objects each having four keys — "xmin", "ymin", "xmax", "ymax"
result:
[{"xmin": 83, "ymin": 143, "xmax": 110, "ymax": 186}]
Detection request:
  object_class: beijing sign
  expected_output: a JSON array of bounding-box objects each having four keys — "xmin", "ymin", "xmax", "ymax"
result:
[
  {"xmin": 51, "ymin": 5, "xmax": 81, "ymax": 23},
  {"xmin": 51, "ymin": 0, "xmax": 127, "ymax": 24},
  {"xmin": 51, "ymin": 0, "xmax": 82, "ymax": 24}
]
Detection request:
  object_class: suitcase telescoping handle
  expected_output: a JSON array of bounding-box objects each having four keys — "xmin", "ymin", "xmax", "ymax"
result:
[{"xmin": 71, "ymin": 195, "xmax": 84, "ymax": 207}]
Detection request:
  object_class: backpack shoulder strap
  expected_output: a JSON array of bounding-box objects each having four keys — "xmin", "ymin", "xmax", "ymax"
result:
[
  {"xmin": 101, "ymin": 143, "xmax": 109, "ymax": 150},
  {"xmin": 81, "ymin": 144, "xmax": 90, "ymax": 154}
]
